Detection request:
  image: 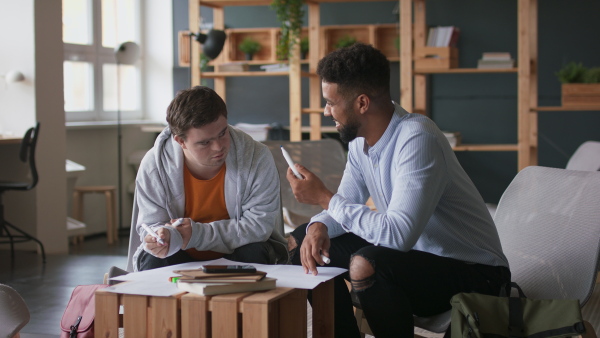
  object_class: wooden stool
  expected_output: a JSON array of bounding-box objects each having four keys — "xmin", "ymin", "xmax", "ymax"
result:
[{"xmin": 72, "ymin": 186, "xmax": 118, "ymax": 244}]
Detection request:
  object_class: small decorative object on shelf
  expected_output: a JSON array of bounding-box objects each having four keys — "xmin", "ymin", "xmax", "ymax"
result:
[
  {"xmin": 477, "ymin": 52, "xmax": 515, "ymax": 69},
  {"xmin": 334, "ymin": 35, "xmax": 357, "ymax": 49},
  {"xmin": 556, "ymin": 62, "xmax": 600, "ymax": 107},
  {"xmin": 238, "ymin": 37, "xmax": 262, "ymax": 61},
  {"xmin": 415, "ymin": 46, "xmax": 458, "ymax": 69}
]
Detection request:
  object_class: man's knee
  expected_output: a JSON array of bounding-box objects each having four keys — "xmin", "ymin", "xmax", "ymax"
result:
[
  {"xmin": 287, "ymin": 235, "xmax": 297, "ymax": 252},
  {"xmin": 230, "ymin": 242, "xmax": 270, "ymax": 264},
  {"xmin": 349, "ymin": 254, "xmax": 375, "ymax": 291}
]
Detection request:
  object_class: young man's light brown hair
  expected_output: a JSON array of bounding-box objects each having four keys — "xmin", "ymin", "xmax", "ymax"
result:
[{"xmin": 166, "ymin": 86, "xmax": 228, "ymax": 140}]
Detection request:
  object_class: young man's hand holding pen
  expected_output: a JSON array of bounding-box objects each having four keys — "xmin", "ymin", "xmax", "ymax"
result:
[{"xmin": 142, "ymin": 224, "xmax": 171, "ymax": 258}]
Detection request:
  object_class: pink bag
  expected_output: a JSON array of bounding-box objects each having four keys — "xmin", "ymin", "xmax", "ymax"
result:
[{"xmin": 60, "ymin": 284, "xmax": 108, "ymax": 338}]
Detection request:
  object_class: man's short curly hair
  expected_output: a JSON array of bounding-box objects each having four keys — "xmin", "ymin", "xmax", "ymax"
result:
[
  {"xmin": 317, "ymin": 43, "xmax": 390, "ymax": 100},
  {"xmin": 166, "ymin": 86, "xmax": 228, "ymax": 140}
]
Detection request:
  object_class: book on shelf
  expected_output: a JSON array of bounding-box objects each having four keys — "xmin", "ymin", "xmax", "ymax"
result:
[
  {"xmin": 426, "ymin": 26, "xmax": 460, "ymax": 47},
  {"xmin": 216, "ymin": 62, "xmax": 249, "ymax": 72},
  {"xmin": 477, "ymin": 59, "xmax": 515, "ymax": 69},
  {"xmin": 176, "ymin": 277, "xmax": 277, "ymax": 296},
  {"xmin": 442, "ymin": 131, "xmax": 462, "ymax": 148},
  {"xmin": 260, "ymin": 63, "xmax": 290, "ymax": 72},
  {"xmin": 477, "ymin": 52, "xmax": 515, "ymax": 69},
  {"xmin": 481, "ymin": 52, "xmax": 512, "ymax": 61}
]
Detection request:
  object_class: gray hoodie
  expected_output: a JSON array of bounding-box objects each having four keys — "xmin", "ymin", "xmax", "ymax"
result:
[{"xmin": 127, "ymin": 125, "xmax": 288, "ymax": 271}]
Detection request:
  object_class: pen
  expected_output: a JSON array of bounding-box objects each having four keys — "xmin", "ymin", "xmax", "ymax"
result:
[
  {"xmin": 141, "ymin": 223, "xmax": 165, "ymax": 245},
  {"xmin": 281, "ymin": 146, "xmax": 303, "ymax": 179},
  {"xmin": 171, "ymin": 218, "xmax": 184, "ymax": 227},
  {"xmin": 321, "ymin": 255, "xmax": 330, "ymax": 264}
]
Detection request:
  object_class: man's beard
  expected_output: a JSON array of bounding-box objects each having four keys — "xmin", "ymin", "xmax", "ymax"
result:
[{"xmin": 339, "ymin": 116, "xmax": 360, "ymax": 144}]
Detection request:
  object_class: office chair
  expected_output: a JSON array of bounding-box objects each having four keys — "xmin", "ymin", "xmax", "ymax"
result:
[
  {"xmin": 355, "ymin": 166, "xmax": 600, "ymax": 337},
  {"xmin": 0, "ymin": 122, "xmax": 45, "ymax": 263},
  {"xmin": 0, "ymin": 284, "xmax": 30, "ymax": 338}
]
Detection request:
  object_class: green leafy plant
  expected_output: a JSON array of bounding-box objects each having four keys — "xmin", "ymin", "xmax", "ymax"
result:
[
  {"xmin": 582, "ymin": 67, "xmax": 600, "ymax": 84},
  {"xmin": 271, "ymin": 0, "xmax": 304, "ymax": 60},
  {"xmin": 394, "ymin": 36, "xmax": 400, "ymax": 51},
  {"xmin": 238, "ymin": 37, "xmax": 262, "ymax": 56},
  {"xmin": 200, "ymin": 53, "xmax": 210, "ymax": 72},
  {"xmin": 555, "ymin": 62, "xmax": 587, "ymax": 84},
  {"xmin": 334, "ymin": 35, "xmax": 357, "ymax": 49},
  {"xmin": 300, "ymin": 36, "xmax": 309, "ymax": 56}
]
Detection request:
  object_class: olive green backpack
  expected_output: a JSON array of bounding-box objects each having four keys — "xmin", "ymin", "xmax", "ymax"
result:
[{"xmin": 450, "ymin": 283, "xmax": 586, "ymax": 338}]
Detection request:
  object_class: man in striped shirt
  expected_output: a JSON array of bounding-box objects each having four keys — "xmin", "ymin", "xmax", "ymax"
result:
[{"xmin": 286, "ymin": 43, "xmax": 510, "ymax": 338}]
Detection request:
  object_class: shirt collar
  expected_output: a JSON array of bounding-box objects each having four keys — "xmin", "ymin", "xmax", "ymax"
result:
[{"xmin": 361, "ymin": 101, "xmax": 407, "ymax": 155}]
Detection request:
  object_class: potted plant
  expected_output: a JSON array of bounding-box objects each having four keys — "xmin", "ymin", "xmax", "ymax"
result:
[
  {"xmin": 300, "ymin": 36, "xmax": 309, "ymax": 59},
  {"xmin": 300, "ymin": 37, "xmax": 309, "ymax": 59},
  {"xmin": 556, "ymin": 62, "xmax": 600, "ymax": 107},
  {"xmin": 334, "ymin": 35, "xmax": 357, "ymax": 49},
  {"xmin": 239, "ymin": 37, "xmax": 262, "ymax": 60},
  {"xmin": 271, "ymin": 0, "xmax": 304, "ymax": 60}
]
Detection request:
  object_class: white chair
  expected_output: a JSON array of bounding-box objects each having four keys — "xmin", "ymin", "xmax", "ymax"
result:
[
  {"xmin": 0, "ymin": 284, "xmax": 30, "ymax": 338},
  {"xmin": 356, "ymin": 166, "xmax": 600, "ymax": 337},
  {"xmin": 494, "ymin": 166, "xmax": 600, "ymax": 337},
  {"xmin": 487, "ymin": 140, "xmax": 600, "ymax": 218},
  {"xmin": 566, "ymin": 140, "xmax": 600, "ymax": 171},
  {"xmin": 262, "ymin": 139, "xmax": 346, "ymax": 232}
]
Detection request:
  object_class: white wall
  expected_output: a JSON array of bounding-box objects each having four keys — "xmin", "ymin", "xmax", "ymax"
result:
[
  {"xmin": 0, "ymin": 0, "xmax": 67, "ymax": 254},
  {"xmin": 142, "ymin": 0, "xmax": 174, "ymax": 122},
  {"xmin": 65, "ymin": 0, "xmax": 174, "ymax": 236},
  {"xmin": 0, "ymin": 1, "xmax": 36, "ymax": 136},
  {"xmin": 0, "ymin": 0, "xmax": 173, "ymax": 254}
]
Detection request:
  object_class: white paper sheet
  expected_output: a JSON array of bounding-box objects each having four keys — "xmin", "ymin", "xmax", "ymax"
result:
[{"xmin": 108, "ymin": 258, "xmax": 347, "ymax": 296}]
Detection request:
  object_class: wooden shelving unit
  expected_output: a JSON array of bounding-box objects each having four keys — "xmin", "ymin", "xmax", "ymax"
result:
[
  {"xmin": 399, "ymin": 0, "xmax": 538, "ymax": 170},
  {"xmin": 187, "ymin": 0, "xmax": 556, "ymax": 169},
  {"xmin": 532, "ymin": 106, "xmax": 600, "ymax": 112},
  {"xmin": 189, "ymin": 0, "xmax": 400, "ymax": 142}
]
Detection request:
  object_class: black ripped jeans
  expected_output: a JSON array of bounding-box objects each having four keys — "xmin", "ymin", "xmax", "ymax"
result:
[{"xmin": 289, "ymin": 223, "xmax": 510, "ymax": 338}]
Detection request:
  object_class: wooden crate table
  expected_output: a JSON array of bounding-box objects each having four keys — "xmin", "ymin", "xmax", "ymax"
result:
[{"xmin": 95, "ymin": 280, "xmax": 334, "ymax": 338}]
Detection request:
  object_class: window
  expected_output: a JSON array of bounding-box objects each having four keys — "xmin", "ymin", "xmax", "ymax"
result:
[{"xmin": 62, "ymin": 0, "xmax": 141, "ymax": 122}]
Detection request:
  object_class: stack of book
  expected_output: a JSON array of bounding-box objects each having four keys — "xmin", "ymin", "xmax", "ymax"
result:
[
  {"xmin": 426, "ymin": 26, "xmax": 460, "ymax": 47},
  {"xmin": 443, "ymin": 131, "xmax": 462, "ymax": 148},
  {"xmin": 172, "ymin": 269, "xmax": 276, "ymax": 296},
  {"xmin": 477, "ymin": 52, "xmax": 515, "ymax": 69}
]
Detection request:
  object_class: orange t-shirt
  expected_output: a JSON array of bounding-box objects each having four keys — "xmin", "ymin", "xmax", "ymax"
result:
[{"xmin": 183, "ymin": 163, "xmax": 229, "ymax": 261}]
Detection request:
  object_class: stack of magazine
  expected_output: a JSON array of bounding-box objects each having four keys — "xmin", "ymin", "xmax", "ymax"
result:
[{"xmin": 173, "ymin": 268, "xmax": 276, "ymax": 296}]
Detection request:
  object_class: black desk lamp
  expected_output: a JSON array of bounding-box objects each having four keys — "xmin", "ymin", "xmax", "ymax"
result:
[
  {"xmin": 191, "ymin": 30, "xmax": 226, "ymax": 60},
  {"xmin": 188, "ymin": 29, "xmax": 226, "ymax": 88}
]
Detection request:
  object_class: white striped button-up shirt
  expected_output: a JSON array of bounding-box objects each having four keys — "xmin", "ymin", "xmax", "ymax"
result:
[{"xmin": 311, "ymin": 103, "xmax": 508, "ymax": 268}]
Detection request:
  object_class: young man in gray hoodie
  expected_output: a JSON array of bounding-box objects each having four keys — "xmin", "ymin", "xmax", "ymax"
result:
[{"xmin": 127, "ymin": 86, "xmax": 288, "ymax": 272}]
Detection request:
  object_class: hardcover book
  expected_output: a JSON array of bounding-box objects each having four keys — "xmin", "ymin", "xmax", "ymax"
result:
[{"xmin": 176, "ymin": 277, "xmax": 277, "ymax": 296}]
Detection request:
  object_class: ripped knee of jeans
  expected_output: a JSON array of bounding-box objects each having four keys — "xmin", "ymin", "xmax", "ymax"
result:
[{"xmin": 350, "ymin": 254, "xmax": 375, "ymax": 291}]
